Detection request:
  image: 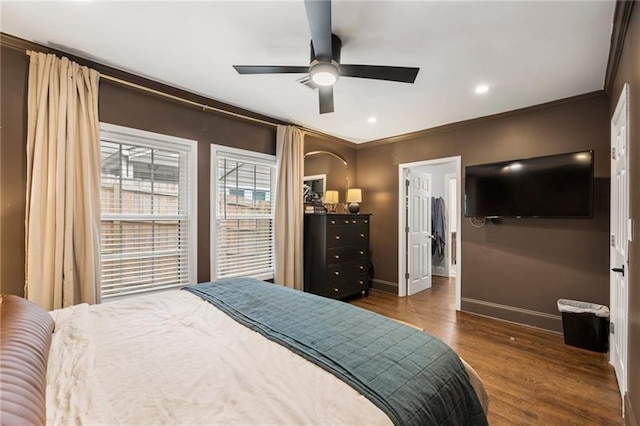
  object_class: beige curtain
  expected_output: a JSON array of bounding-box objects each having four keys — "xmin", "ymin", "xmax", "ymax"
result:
[
  {"xmin": 25, "ymin": 51, "xmax": 101, "ymax": 310},
  {"xmin": 274, "ymin": 125, "xmax": 304, "ymax": 289}
]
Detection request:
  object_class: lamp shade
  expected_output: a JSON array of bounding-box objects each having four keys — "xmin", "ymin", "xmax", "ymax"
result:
[
  {"xmin": 324, "ymin": 190, "xmax": 339, "ymax": 204},
  {"xmin": 346, "ymin": 188, "xmax": 362, "ymax": 203}
]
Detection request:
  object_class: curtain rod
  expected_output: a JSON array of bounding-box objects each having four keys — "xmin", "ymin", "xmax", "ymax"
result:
[
  {"xmin": 99, "ymin": 74, "xmax": 279, "ymax": 128},
  {"xmin": 101, "ymin": 74, "xmax": 347, "ymax": 143},
  {"xmin": 23, "ymin": 47, "xmax": 351, "ymax": 144},
  {"xmin": 101, "ymin": 74, "xmax": 353, "ymax": 144}
]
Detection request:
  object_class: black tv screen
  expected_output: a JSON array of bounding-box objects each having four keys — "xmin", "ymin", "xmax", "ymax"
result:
[{"xmin": 464, "ymin": 150, "xmax": 594, "ymax": 218}]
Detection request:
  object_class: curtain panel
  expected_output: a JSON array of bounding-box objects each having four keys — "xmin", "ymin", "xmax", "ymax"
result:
[
  {"xmin": 25, "ymin": 51, "xmax": 101, "ymax": 310},
  {"xmin": 274, "ymin": 126, "xmax": 304, "ymax": 290}
]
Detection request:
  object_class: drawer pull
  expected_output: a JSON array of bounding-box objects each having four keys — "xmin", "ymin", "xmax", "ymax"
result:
[
  {"xmin": 334, "ymin": 288, "xmax": 339, "ymax": 293},
  {"xmin": 360, "ymin": 250, "xmax": 364, "ymax": 255},
  {"xmin": 330, "ymin": 220, "xmax": 336, "ymax": 224},
  {"xmin": 335, "ymin": 235, "xmax": 341, "ymax": 240},
  {"xmin": 359, "ymin": 265, "xmax": 365, "ymax": 270},
  {"xmin": 359, "ymin": 280, "xmax": 364, "ymax": 285},
  {"xmin": 360, "ymin": 233, "xmax": 365, "ymax": 238},
  {"xmin": 344, "ymin": 220, "xmax": 349, "ymax": 224},
  {"xmin": 364, "ymin": 220, "xmax": 368, "ymax": 223},
  {"xmin": 334, "ymin": 255, "xmax": 340, "ymax": 259},
  {"xmin": 334, "ymin": 271, "xmax": 340, "ymax": 276},
  {"xmin": 352, "ymin": 220, "xmax": 357, "ymax": 224}
]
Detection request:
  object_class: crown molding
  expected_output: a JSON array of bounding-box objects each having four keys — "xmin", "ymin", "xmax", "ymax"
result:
[
  {"xmin": 0, "ymin": 33, "xmax": 42, "ymax": 52},
  {"xmin": 357, "ymin": 91, "xmax": 606, "ymax": 150},
  {"xmin": 604, "ymin": 1, "xmax": 635, "ymax": 96}
]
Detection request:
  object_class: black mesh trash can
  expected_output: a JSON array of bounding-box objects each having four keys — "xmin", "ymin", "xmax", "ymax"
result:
[{"xmin": 557, "ymin": 299, "xmax": 609, "ymax": 353}]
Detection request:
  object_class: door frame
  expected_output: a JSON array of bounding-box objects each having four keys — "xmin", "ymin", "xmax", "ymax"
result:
[
  {"xmin": 397, "ymin": 156, "xmax": 462, "ymax": 311},
  {"xmin": 444, "ymin": 172, "xmax": 457, "ymax": 277},
  {"xmin": 610, "ymin": 82, "xmax": 630, "ymax": 401}
]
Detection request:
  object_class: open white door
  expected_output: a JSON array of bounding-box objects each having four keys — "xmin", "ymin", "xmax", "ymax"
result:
[
  {"xmin": 610, "ymin": 82, "xmax": 630, "ymax": 401},
  {"xmin": 406, "ymin": 170, "xmax": 432, "ymax": 295}
]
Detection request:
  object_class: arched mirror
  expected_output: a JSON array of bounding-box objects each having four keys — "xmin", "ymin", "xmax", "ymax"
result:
[{"xmin": 303, "ymin": 150, "xmax": 349, "ymax": 211}]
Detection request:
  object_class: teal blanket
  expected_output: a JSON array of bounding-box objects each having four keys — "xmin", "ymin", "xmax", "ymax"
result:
[{"xmin": 184, "ymin": 278, "xmax": 487, "ymax": 426}]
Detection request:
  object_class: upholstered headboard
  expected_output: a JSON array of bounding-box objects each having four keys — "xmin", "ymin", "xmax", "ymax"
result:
[{"xmin": 0, "ymin": 295, "xmax": 54, "ymax": 425}]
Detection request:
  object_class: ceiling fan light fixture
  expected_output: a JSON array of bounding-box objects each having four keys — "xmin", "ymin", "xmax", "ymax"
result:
[{"xmin": 310, "ymin": 62, "xmax": 338, "ymax": 86}]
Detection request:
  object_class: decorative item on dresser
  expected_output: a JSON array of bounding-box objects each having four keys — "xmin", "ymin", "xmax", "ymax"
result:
[
  {"xmin": 304, "ymin": 213, "xmax": 371, "ymax": 299},
  {"xmin": 346, "ymin": 188, "xmax": 362, "ymax": 214}
]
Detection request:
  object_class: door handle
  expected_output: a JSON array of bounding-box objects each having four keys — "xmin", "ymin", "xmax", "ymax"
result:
[{"xmin": 611, "ymin": 265, "xmax": 625, "ymax": 277}]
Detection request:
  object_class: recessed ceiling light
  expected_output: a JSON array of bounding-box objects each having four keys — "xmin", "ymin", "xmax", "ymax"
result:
[
  {"xmin": 475, "ymin": 84, "xmax": 490, "ymax": 94},
  {"xmin": 367, "ymin": 117, "xmax": 377, "ymax": 124}
]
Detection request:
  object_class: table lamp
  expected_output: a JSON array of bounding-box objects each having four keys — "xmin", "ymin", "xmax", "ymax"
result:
[
  {"xmin": 324, "ymin": 190, "xmax": 339, "ymax": 212},
  {"xmin": 346, "ymin": 188, "xmax": 362, "ymax": 214}
]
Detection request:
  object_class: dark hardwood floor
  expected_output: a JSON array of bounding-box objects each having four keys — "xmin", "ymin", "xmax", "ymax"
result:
[{"xmin": 351, "ymin": 276, "xmax": 623, "ymax": 425}]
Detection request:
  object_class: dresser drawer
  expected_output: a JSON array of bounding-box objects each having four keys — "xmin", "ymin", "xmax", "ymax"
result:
[
  {"xmin": 327, "ymin": 216, "xmax": 370, "ymax": 227},
  {"xmin": 327, "ymin": 226, "xmax": 368, "ymax": 248},
  {"xmin": 328, "ymin": 260, "xmax": 368, "ymax": 280},
  {"xmin": 327, "ymin": 247, "xmax": 367, "ymax": 264},
  {"xmin": 325, "ymin": 274, "xmax": 368, "ymax": 299}
]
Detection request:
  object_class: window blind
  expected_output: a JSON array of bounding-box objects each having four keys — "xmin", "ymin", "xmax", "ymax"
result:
[
  {"xmin": 100, "ymin": 125, "xmax": 197, "ymax": 299},
  {"xmin": 212, "ymin": 148, "xmax": 275, "ymax": 280}
]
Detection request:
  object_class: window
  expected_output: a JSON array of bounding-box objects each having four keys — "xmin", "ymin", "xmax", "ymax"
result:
[
  {"xmin": 211, "ymin": 145, "xmax": 276, "ymax": 280},
  {"xmin": 99, "ymin": 123, "xmax": 197, "ymax": 299}
]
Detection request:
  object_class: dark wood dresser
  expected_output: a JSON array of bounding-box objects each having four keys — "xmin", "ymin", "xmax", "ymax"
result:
[{"xmin": 303, "ymin": 213, "xmax": 371, "ymax": 299}]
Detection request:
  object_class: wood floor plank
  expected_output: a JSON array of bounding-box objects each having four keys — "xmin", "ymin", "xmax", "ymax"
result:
[{"xmin": 350, "ymin": 276, "xmax": 622, "ymax": 425}]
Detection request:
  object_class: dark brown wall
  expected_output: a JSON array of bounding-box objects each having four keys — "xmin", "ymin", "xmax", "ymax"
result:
[
  {"xmin": 357, "ymin": 93, "xmax": 611, "ymax": 331},
  {"xmin": 0, "ymin": 43, "xmax": 348, "ymax": 296},
  {"xmin": 0, "ymin": 47, "xmax": 29, "ymax": 297},
  {"xmin": 609, "ymin": 3, "xmax": 639, "ymax": 425}
]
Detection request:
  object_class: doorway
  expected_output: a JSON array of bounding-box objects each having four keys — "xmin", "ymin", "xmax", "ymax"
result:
[{"xmin": 397, "ymin": 156, "xmax": 462, "ymax": 311}]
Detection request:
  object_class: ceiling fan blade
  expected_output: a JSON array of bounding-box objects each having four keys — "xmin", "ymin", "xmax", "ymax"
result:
[
  {"xmin": 318, "ymin": 86, "xmax": 334, "ymax": 114},
  {"xmin": 304, "ymin": 0, "xmax": 332, "ymax": 61},
  {"xmin": 233, "ymin": 65, "xmax": 309, "ymax": 74},
  {"xmin": 339, "ymin": 65, "xmax": 420, "ymax": 83}
]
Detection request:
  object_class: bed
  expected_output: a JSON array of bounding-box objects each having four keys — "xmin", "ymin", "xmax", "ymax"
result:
[{"xmin": 1, "ymin": 277, "xmax": 488, "ymax": 425}]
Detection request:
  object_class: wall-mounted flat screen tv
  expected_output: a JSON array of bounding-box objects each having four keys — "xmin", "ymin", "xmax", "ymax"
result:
[{"xmin": 464, "ymin": 150, "xmax": 594, "ymax": 218}]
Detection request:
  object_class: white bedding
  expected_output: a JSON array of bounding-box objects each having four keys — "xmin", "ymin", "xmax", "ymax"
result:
[{"xmin": 47, "ymin": 290, "xmax": 392, "ymax": 425}]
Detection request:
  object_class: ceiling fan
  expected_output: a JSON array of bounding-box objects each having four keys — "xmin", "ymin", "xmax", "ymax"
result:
[{"xmin": 233, "ymin": 0, "xmax": 420, "ymax": 114}]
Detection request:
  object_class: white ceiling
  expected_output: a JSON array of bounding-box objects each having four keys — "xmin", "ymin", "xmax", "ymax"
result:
[{"xmin": 1, "ymin": 1, "xmax": 615, "ymax": 143}]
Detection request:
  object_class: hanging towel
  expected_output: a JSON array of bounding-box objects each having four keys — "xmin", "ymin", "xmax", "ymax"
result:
[{"xmin": 432, "ymin": 197, "xmax": 447, "ymax": 259}]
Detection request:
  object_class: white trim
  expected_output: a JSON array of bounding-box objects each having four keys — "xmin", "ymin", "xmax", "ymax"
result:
[
  {"xmin": 398, "ymin": 167, "xmax": 407, "ymax": 297},
  {"xmin": 210, "ymin": 144, "xmax": 276, "ymax": 281},
  {"xmin": 210, "ymin": 148, "xmax": 217, "ymax": 282},
  {"xmin": 398, "ymin": 156, "xmax": 462, "ymax": 311},
  {"xmin": 99, "ymin": 122, "xmax": 198, "ymax": 294},
  {"xmin": 101, "ymin": 123, "xmax": 198, "ymax": 152},
  {"xmin": 211, "ymin": 143, "xmax": 275, "ymax": 164}
]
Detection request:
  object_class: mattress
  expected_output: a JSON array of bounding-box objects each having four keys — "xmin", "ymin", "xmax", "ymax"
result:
[
  {"xmin": 44, "ymin": 287, "xmax": 488, "ymax": 425},
  {"xmin": 46, "ymin": 290, "xmax": 393, "ymax": 425}
]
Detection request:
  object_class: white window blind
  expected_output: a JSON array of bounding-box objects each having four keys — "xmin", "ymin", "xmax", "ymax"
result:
[
  {"xmin": 100, "ymin": 124, "xmax": 197, "ymax": 300},
  {"xmin": 211, "ymin": 146, "xmax": 275, "ymax": 280}
]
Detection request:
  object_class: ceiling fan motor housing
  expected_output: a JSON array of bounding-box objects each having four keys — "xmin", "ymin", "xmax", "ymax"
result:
[{"xmin": 310, "ymin": 33, "xmax": 342, "ymax": 63}]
